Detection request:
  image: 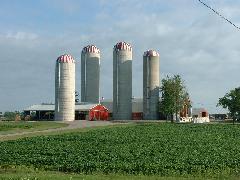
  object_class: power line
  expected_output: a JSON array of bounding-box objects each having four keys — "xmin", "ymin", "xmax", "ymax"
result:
[{"xmin": 198, "ymin": 0, "xmax": 240, "ymax": 30}]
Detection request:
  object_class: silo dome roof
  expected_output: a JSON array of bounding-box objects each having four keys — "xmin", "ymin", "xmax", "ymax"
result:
[
  {"xmin": 82, "ymin": 45, "xmax": 100, "ymax": 54},
  {"xmin": 143, "ymin": 50, "xmax": 159, "ymax": 57},
  {"xmin": 114, "ymin": 42, "xmax": 132, "ymax": 51},
  {"xmin": 57, "ymin": 54, "xmax": 75, "ymax": 63}
]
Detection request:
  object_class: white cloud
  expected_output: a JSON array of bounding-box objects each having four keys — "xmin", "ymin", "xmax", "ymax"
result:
[{"xmin": 6, "ymin": 32, "xmax": 38, "ymax": 40}]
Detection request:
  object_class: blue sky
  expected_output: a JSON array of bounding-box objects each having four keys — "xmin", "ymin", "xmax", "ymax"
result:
[{"xmin": 1, "ymin": 0, "xmax": 240, "ymax": 113}]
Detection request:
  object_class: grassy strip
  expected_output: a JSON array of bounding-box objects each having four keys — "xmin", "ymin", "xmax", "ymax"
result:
[
  {"xmin": 0, "ymin": 166, "xmax": 230, "ymax": 180},
  {"xmin": 0, "ymin": 121, "xmax": 68, "ymax": 134}
]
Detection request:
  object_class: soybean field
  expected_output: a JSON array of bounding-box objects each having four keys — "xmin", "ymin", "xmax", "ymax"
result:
[{"xmin": 1, "ymin": 123, "xmax": 240, "ymax": 178}]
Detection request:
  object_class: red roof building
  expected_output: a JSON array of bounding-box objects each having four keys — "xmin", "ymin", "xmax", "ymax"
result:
[{"xmin": 89, "ymin": 104, "xmax": 109, "ymax": 121}]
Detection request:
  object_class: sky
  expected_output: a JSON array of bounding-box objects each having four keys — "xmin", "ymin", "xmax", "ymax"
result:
[{"xmin": 0, "ymin": 0, "xmax": 240, "ymax": 113}]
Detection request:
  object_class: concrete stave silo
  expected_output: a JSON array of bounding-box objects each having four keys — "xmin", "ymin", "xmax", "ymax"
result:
[
  {"xmin": 81, "ymin": 45, "xmax": 100, "ymax": 103},
  {"xmin": 55, "ymin": 54, "xmax": 75, "ymax": 121},
  {"xmin": 113, "ymin": 42, "xmax": 132, "ymax": 120},
  {"xmin": 143, "ymin": 50, "xmax": 160, "ymax": 120}
]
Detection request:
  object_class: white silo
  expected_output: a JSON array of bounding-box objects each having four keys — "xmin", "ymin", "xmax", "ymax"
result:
[
  {"xmin": 55, "ymin": 54, "xmax": 75, "ymax": 121},
  {"xmin": 143, "ymin": 50, "xmax": 160, "ymax": 120},
  {"xmin": 81, "ymin": 45, "xmax": 100, "ymax": 103},
  {"xmin": 113, "ymin": 42, "xmax": 132, "ymax": 120}
]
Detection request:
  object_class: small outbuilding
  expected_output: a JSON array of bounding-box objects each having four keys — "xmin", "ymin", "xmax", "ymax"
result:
[
  {"xmin": 192, "ymin": 108, "xmax": 210, "ymax": 123},
  {"xmin": 89, "ymin": 104, "xmax": 109, "ymax": 121}
]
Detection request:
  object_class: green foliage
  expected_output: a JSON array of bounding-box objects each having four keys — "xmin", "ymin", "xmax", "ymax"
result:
[
  {"xmin": 218, "ymin": 87, "xmax": 240, "ymax": 123},
  {"xmin": 3, "ymin": 111, "xmax": 18, "ymax": 121},
  {"xmin": 160, "ymin": 75, "xmax": 190, "ymax": 121},
  {"xmin": 1, "ymin": 124, "xmax": 240, "ymax": 177}
]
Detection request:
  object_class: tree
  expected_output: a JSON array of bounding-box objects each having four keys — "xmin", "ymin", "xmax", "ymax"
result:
[
  {"xmin": 160, "ymin": 75, "xmax": 190, "ymax": 122},
  {"xmin": 218, "ymin": 87, "xmax": 240, "ymax": 124},
  {"xmin": 3, "ymin": 111, "xmax": 23, "ymax": 121},
  {"xmin": 4, "ymin": 111, "xmax": 17, "ymax": 121}
]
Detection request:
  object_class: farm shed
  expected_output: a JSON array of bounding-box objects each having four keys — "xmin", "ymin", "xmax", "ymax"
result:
[
  {"xmin": 24, "ymin": 98, "xmax": 158, "ymax": 121},
  {"xmin": 24, "ymin": 103, "xmax": 98, "ymax": 120},
  {"xmin": 192, "ymin": 108, "xmax": 210, "ymax": 123},
  {"xmin": 89, "ymin": 104, "xmax": 109, "ymax": 121}
]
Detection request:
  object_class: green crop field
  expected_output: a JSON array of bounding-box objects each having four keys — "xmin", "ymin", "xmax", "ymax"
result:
[
  {"xmin": 1, "ymin": 123, "xmax": 240, "ymax": 179},
  {"xmin": 0, "ymin": 121, "xmax": 68, "ymax": 135}
]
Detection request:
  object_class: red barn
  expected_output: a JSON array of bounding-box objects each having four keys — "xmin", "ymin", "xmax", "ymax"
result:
[{"xmin": 89, "ymin": 104, "xmax": 109, "ymax": 121}]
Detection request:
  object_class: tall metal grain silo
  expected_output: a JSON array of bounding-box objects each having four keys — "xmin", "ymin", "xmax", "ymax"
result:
[
  {"xmin": 81, "ymin": 45, "xmax": 100, "ymax": 103},
  {"xmin": 143, "ymin": 50, "xmax": 160, "ymax": 120},
  {"xmin": 113, "ymin": 42, "xmax": 132, "ymax": 120},
  {"xmin": 55, "ymin": 54, "xmax": 75, "ymax": 121}
]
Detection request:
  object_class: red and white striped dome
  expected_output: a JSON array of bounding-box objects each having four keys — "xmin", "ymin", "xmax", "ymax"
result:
[
  {"xmin": 57, "ymin": 54, "xmax": 75, "ymax": 63},
  {"xmin": 143, "ymin": 50, "xmax": 159, "ymax": 57},
  {"xmin": 82, "ymin": 45, "xmax": 100, "ymax": 54},
  {"xmin": 114, "ymin": 42, "xmax": 132, "ymax": 51}
]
